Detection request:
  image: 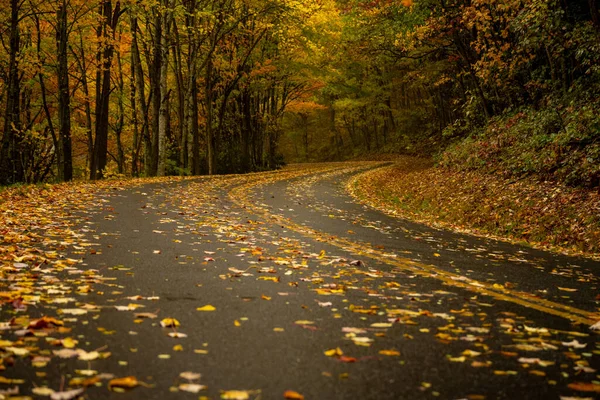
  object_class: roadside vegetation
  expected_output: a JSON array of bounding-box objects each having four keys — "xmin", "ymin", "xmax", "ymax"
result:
[{"xmin": 350, "ymin": 157, "xmax": 600, "ymax": 258}]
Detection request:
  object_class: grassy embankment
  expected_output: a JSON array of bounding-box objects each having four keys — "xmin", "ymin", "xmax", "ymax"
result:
[{"xmin": 349, "ymin": 156, "xmax": 600, "ymax": 259}]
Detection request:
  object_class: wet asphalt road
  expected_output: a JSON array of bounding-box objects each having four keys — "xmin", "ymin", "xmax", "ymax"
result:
[{"xmin": 2, "ymin": 162, "xmax": 600, "ymax": 399}]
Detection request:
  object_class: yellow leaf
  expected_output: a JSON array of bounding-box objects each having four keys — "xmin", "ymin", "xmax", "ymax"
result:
[
  {"xmin": 379, "ymin": 350, "xmax": 400, "ymax": 356},
  {"xmin": 371, "ymin": 322, "xmax": 392, "ymax": 328},
  {"xmin": 494, "ymin": 370, "xmax": 518, "ymax": 376},
  {"xmin": 0, "ymin": 376, "xmax": 24, "ymax": 384},
  {"xmin": 221, "ymin": 390, "xmax": 250, "ymax": 399},
  {"xmin": 32, "ymin": 387, "xmax": 55, "ymax": 396},
  {"xmin": 258, "ymin": 276, "xmax": 279, "ymax": 282},
  {"xmin": 6, "ymin": 347, "xmax": 29, "ymax": 356},
  {"xmin": 557, "ymin": 287, "xmax": 577, "ymax": 292},
  {"xmin": 197, "ymin": 305, "xmax": 216, "ymax": 312},
  {"xmin": 461, "ymin": 349, "xmax": 481, "ymax": 357},
  {"xmin": 160, "ymin": 318, "xmax": 180, "ymax": 328},
  {"xmin": 234, "ymin": 320, "xmax": 241, "ymax": 327},
  {"xmin": 324, "ymin": 347, "xmax": 343, "ymax": 357},
  {"xmin": 261, "ymin": 295, "xmax": 271, "ymax": 301},
  {"xmin": 173, "ymin": 344, "xmax": 183, "ymax": 352},
  {"xmin": 62, "ymin": 337, "xmax": 78, "ymax": 349}
]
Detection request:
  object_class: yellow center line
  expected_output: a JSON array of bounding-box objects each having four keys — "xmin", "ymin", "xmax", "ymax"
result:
[{"xmin": 228, "ymin": 164, "xmax": 599, "ymax": 326}]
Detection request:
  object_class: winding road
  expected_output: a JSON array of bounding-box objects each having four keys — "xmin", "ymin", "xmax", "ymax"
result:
[{"xmin": 2, "ymin": 162, "xmax": 600, "ymax": 399}]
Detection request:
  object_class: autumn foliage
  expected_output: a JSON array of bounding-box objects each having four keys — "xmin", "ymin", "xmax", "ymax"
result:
[{"xmin": 0, "ymin": 0, "xmax": 599, "ymax": 187}]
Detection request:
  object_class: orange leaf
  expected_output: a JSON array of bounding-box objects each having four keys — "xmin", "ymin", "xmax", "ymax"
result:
[
  {"xmin": 108, "ymin": 376, "xmax": 139, "ymax": 390},
  {"xmin": 283, "ymin": 390, "xmax": 304, "ymax": 400},
  {"xmin": 568, "ymin": 382, "xmax": 600, "ymax": 393}
]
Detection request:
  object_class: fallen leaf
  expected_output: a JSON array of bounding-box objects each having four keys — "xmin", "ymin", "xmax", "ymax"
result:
[
  {"xmin": 135, "ymin": 312, "xmax": 158, "ymax": 319},
  {"xmin": 109, "ymin": 376, "xmax": 139, "ymax": 390},
  {"xmin": 50, "ymin": 388, "xmax": 85, "ymax": 400},
  {"xmin": 221, "ymin": 390, "xmax": 251, "ymax": 399},
  {"xmin": 28, "ymin": 316, "xmax": 64, "ymax": 329},
  {"xmin": 160, "ymin": 318, "xmax": 180, "ymax": 328},
  {"xmin": 589, "ymin": 321, "xmax": 600, "ymax": 331},
  {"xmin": 562, "ymin": 340, "xmax": 587, "ymax": 349},
  {"xmin": 77, "ymin": 350, "xmax": 100, "ymax": 361},
  {"xmin": 32, "ymin": 387, "xmax": 55, "ymax": 396},
  {"xmin": 568, "ymin": 382, "xmax": 600, "ymax": 393},
  {"xmin": 60, "ymin": 308, "xmax": 87, "ymax": 315},
  {"xmin": 371, "ymin": 322, "xmax": 392, "ymax": 328},
  {"xmin": 560, "ymin": 397, "xmax": 594, "ymax": 400},
  {"xmin": 53, "ymin": 349, "xmax": 79, "ymax": 358},
  {"xmin": 461, "ymin": 349, "xmax": 481, "ymax": 357},
  {"xmin": 284, "ymin": 390, "xmax": 304, "ymax": 399},
  {"xmin": 179, "ymin": 383, "xmax": 207, "ymax": 393},
  {"xmin": 197, "ymin": 305, "xmax": 216, "ymax": 311},
  {"xmin": 557, "ymin": 287, "xmax": 577, "ymax": 292},
  {"xmin": 180, "ymin": 372, "xmax": 201, "ymax": 380},
  {"xmin": 379, "ymin": 350, "xmax": 400, "ymax": 356},
  {"xmin": 5, "ymin": 346, "xmax": 29, "ymax": 356},
  {"xmin": 62, "ymin": 337, "xmax": 78, "ymax": 348},
  {"xmin": 324, "ymin": 347, "xmax": 343, "ymax": 357}
]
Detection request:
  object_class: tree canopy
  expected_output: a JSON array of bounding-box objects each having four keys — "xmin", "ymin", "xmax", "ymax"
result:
[{"xmin": 1, "ymin": 0, "xmax": 599, "ymax": 187}]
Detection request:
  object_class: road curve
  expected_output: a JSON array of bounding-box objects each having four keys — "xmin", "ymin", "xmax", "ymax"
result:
[{"xmin": 1, "ymin": 162, "xmax": 599, "ymax": 400}]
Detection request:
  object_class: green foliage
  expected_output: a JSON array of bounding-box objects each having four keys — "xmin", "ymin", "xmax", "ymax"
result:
[{"xmin": 440, "ymin": 92, "xmax": 600, "ymax": 187}]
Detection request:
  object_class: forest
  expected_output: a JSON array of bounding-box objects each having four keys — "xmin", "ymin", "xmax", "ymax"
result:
[{"xmin": 0, "ymin": 0, "xmax": 599, "ymax": 187}]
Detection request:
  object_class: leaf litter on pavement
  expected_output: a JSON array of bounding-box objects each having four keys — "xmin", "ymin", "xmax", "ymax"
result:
[{"xmin": 0, "ymin": 164, "xmax": 599, "ymax": 399}]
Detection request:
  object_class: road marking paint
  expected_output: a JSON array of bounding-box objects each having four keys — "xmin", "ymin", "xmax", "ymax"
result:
[{"xmin": 229, "ymin": 164, "xmax": 599, "ymax": 326}]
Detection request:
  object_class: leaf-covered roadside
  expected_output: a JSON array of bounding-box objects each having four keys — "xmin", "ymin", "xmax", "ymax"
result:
[{"xmin": 349, "ymin": 157, "xmax": 600, "ymax": 258}]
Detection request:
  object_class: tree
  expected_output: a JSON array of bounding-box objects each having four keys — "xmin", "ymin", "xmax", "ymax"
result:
[
  {"xmin": 90, "ymin": 0, "xmax": 121, "ymax": 180},
  {"xmin": 0, "ymin": 0, "xmax": 24, "ymax": 185}
]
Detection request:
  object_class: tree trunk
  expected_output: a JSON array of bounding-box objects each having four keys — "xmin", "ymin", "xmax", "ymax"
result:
[
  {"xmin": 190, "ymin": 79, "xmax": 200, "ymax": 175},
  {"xmin": 115, "ymin": 48, "xmax": 126, "ymax": 174},
  {"xmin": 0, "ymin": 0, "xmax": 24, "ymax": 185},
  {"xmin": 130, "ymin": 13, "xmax": 152, "ymax": 177},
  {"xmin": 130, "ymin": 20, "xmax": 139, "ymax": 177},
  {"xmin": 56, "ymin": 0, "xmax": 72, "ymax": 181},
  {"xmin": 71, "ymin": 30, "xmax": 94, "ymax": 171},
  {"xmin": 206, "ymin": 57, "xmax": 215, "ymax": 175},
  {"xmin": 148, "ymin": 9, "xmax": 162, "ymax": 176},
  {"xmin": 157, "ymin": 0, "xmax": 171, "ymax": 177},
  {"xmin": 90, "ymin": 0, "xmax": 120, "ymax": 180},
  {"xmin": 172, "ymin": 23, "xmax": 187, "ymax": 174}
]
